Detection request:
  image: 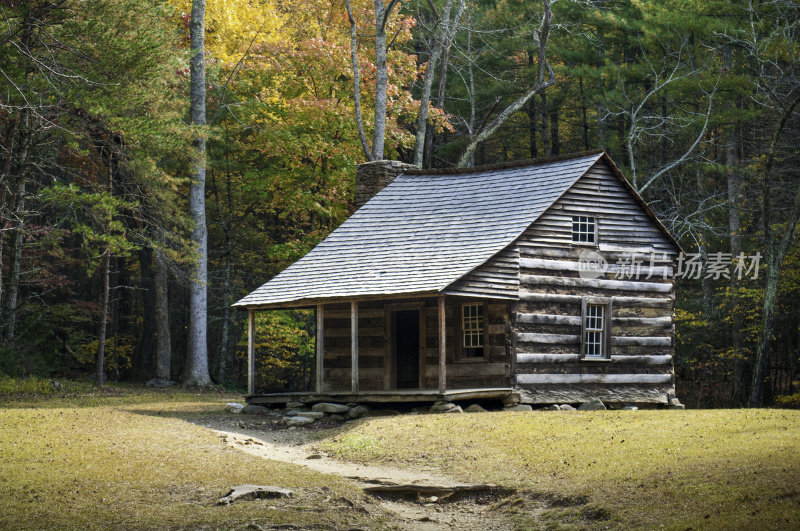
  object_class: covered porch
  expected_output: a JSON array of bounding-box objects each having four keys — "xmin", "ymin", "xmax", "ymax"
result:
[{"xmin": 244, "ymin": 295, "xmax": 513, "ymax": 405}]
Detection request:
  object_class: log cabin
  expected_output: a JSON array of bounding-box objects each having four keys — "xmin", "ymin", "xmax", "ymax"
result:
[{"xmin": 234, "ymin": 150, "xmax": 681, "ymax": 407}]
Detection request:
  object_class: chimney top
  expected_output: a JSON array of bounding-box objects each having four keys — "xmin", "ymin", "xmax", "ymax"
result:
[{"xmin": 355, "ymin": 160, "xmax": 418, "ymax": 209}]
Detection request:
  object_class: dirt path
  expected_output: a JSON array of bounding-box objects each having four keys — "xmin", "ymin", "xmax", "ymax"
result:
[
  {"xmin": 198, "ymin": 416, "xmax": 524, "ymax": 530},
  {"xmin": 211, "ymin": 427, "xmax": 450, "ymax": 486}
]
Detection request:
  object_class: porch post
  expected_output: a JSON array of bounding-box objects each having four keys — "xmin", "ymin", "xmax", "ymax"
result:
[
  {"xmin": 351, "ymin": 301, "xmax": 359, "ymax": 394},
  {"xmin": 316, "ymin": 304, "xmax": 324, "ymax": 394},
  {"xmin": 438, "ymin": 295, "xmax": 446, "ymax": 394},
  {"xmin": 247, "ymin": 308, "xmax": 255, "ymax": 396}
]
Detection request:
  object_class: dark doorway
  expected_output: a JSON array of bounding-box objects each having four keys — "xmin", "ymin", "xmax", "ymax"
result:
[{"xmin": 395, "ymin": 310, "xmax": 419, "ymax": 389}]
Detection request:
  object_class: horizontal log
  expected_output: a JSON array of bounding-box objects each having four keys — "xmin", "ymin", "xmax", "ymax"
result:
[
  {"xmin": 516, "ymin": 354, "xmax": 672, "ymax": 365},
  {"xmin": 519, "ymin": 292, "xmax": 673, "ymax": 308},
  {"xmin": 611, "ymin": 336, "xmax": 672, "ymax": 347},
  {"xmin": 515, "ymin": 373, "xmax": 673, "ymax": 385},
  {"xmin": 612, "ymin": 316, "xmax": 672, "ymax": 326},
  {"xmin": 516, "ymin": 313, "xmax": 581, "ymax": 326},
  {"xmin": 520, "ymin": 258, "xmax": 673, "ymax": 277},
  {"xmin": 521, "ymin": 274, "xmax": 672, "ymax": 293},
  {"xmin": 424, "ymin": 362, "xmax": 506, "ymax": 378},
  {"xmin": 517, "ymin": 353, "xmax": 580, "ymax": 363},
  {"xmin": 516, "ymin": 333, "xmax": 580, "ymax": 344},
  {"xmin": 611, "ymin": 354, "xmax": 672, "ymax": 365}
]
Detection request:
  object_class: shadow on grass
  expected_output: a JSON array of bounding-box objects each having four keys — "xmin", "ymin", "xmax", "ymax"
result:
[{"xmin": 0, "ymin": 383, "xmax": 241, "ymax": 409}]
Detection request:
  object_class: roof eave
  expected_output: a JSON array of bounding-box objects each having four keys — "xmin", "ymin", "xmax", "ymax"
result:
[{"xmin": 233, "ymin": 289, "xmax": 442, "ymax": 310}]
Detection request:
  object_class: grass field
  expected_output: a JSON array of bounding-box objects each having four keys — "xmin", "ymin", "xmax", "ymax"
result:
[
  {"xmin": 0, "ymin": 384, "xmax": 380, "ymax": 531},
  {"xmin": 1, "ymin": 382, "xmax": 799, "ymax": 530},
  {"xmin": 322, "ymin": 408, "xmax": 800, "ymax": 529}
]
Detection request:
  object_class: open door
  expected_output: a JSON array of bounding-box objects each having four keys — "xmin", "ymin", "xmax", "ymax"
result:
[{"xmin": 394, "ymin": 310, "xmax": 420, "ymax": 389}]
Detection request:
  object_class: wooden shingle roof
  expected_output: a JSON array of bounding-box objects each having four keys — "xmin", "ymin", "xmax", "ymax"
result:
[{"xmin": 234, "ymin": 151, "xmax": 607, "ymax": 309}]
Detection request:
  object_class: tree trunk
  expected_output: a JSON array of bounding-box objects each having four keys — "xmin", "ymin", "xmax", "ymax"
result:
[
  {"xmin": 4, "ymin": 172, "xmax": 26, "ymax": 344},
  {"xmin": 413, "ymin": 0, "xmax": 461, "ymax": 167},
  {"xmin": 185, "ymin": 0, "xmax": 212, "ymax": 386},
  {"xmin": 749, "ymin": 87, "xmax": 800, "ymax": 407},
  {"xmin": 527, "ymin": 51, "xmax": 537, "ymax": 158},
  {"xmin": 371, "ymin": 0, "xmax": 388, "ymax": 160},
  {"xmin": 540, "ymin": 92, "xmax": 550, "ymax": 156},
  {"xmin": 154, "ymin": 249, "xmax": 171, "ymax": 380},
  {"xmin": 580, "ymin": 76, "xmax": 589, "ymax": 150},
  {"xmin": 133, "ymin": 247, "xmax": 155, "ymax": 380},
  {"xmin": 96, "ymin": 249, "xmax": 111, "ymax": 386},
  {"xmin": 550, "ymin": 106, "xmax": 559, "ymax": 155},
  {"xmin": 344, "ymin": 0, "xmax": 372, "ymax": 160}
]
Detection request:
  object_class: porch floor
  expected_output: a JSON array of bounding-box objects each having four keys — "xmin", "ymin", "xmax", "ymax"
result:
[{"xmin": 246, "ymin": 387, "xmax": 514, "ymax": 405}]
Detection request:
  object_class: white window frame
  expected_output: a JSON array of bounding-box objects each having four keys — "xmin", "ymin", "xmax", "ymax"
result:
[
  {"xmin": 572, "ymin": 215, "xmax": 597, "ymax": 244},
  {"xmin": 460, "ymin": 303, "xmax": 486, "ymax": 359},
  {"xmin": 580, "ymin": 298, "xmax": 612, "ymax": 360}
]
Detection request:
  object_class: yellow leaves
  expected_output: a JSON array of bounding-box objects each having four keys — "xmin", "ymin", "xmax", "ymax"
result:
[{"xmin": 171, "ymin": 0, "xmax": 284, "ymax": 66}]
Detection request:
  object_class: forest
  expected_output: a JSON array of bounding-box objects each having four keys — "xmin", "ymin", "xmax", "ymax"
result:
[{"xmin": 0, "ymin": 0, "xmax": 797, "ymax": 408}]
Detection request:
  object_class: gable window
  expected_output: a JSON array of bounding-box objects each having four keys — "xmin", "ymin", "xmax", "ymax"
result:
[
  {"xmin": 581, "ymin": 298, "xmax": 612, "ymax": 360},
  {"xmin": 572, "ymin": 215, "xmax": 596, "ymax": 243},
  {"xmin": 461, "ymin": 303, "xmax": 485, "ymax": 358}
]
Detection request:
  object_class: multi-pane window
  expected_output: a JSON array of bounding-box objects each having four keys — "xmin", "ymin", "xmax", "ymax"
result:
[
  {"xmin": 462, "ymin": 303, "xmax": 484, "ymax": 357},
  {"xmin": 572, "ymin": 215, "xmax": 596, "ymax": 243},
  {"xmin": 584, "ymin": 304, "xmax": 604, "ymax": 358}
]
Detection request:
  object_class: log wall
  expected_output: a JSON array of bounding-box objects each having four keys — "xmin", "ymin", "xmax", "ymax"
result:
[
  {"xmin": 512, "ymin": 159, "xmax": 679, "ymax": 404},
  {"xmin": 321, "ymin": 298, "xmax": 511, "ymax": 391}
]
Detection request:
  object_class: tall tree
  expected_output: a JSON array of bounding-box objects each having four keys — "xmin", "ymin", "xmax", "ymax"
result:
[{"xmin": 184, "ymin": 0, "xmax": 212, "ymax": 386}]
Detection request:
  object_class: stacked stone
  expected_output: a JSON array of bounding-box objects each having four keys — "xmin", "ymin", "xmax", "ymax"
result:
[{"xmin": 355, "ymin": 160, "xmax": 418, "ymax": 209}]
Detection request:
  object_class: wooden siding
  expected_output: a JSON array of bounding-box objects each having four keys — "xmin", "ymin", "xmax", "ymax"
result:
[
  {"xmin": 321, "ymin": 298, "xmax": 511, "ymax": 392},
  {"xmin": 512, "ymin": 158, "xmax": 677, "ymax": 404},
  {"xmin": 444, "ymin": 247, "xmax": 520, "ymax": 299}
]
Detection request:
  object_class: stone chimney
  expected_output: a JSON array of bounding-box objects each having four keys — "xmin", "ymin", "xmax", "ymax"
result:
[{"xmin": 355, "ymin": 160, "xmax": 418, "ymax": 209}]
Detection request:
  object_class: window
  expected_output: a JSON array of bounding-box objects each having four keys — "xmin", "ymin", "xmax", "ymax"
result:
[
  {"xmin": 581, "ymin": 298, "xmax": 611, "ymax": 360},
  {"xmin": 572, "ymin": 215, "xmax": 596, "ymax": 243},
  {"xmin": 461, "ymin": 303, "xmax": 484, "ymax": 358}
]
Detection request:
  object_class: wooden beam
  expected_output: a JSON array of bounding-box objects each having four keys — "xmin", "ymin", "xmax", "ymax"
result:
[
  {"xmin": 516, "ymin": 373, "xmax": 673, "ymax": 385},
  {"xmin": 315, "ymin": 304, "xmax": 324, "ymax": 394},
  {"xmin": 247, "ymin": 309, "xmax": 255, "ymax": 396},
  {"xmin": 438, "ymin": 295, "xmax": 446, "ymax": 394},
  {"xmin": 520, "ymin": 274, "xmax": 673, "ymax": 293},
  {"xmin": 351, "ymin": 301, "xmax": 359, "ymax": 394}
]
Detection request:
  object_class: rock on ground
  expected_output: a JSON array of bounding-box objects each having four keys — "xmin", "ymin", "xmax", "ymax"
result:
[
  {"xmin": 668, "ymin": 398, "xmax": 685, "ymax": 410},
  {"xmin": 226, "ymin": 402, "xmax": 245, "ymax": 414},
  {"xmin": 464, "ymin": 404, "xmax": 487, "ymax": 413},
  {"xmin": 285, "ymin": 401, "xmax": 304, "ymax": 409},
  {"xmin": 286, "ymin": 410, "xmax": 324, "ymax": 419},
  {"xmin": 558, "ymin": 404, "xmax": 576, "ymax": 411},
  {"xmin": 347, "ymin": 405, "xmax": 369, "ymax": 419},
  {"xmin": 218, "ymin": 485, "xmax": 293, "ymax": 505},
  {"xmin": 241, "ymin": 404, "xmax": 271, "ymax": 415},
  {"xmin": 505, "ymin": 404, "xmax": 533, "ymax": 412},
  {"xmin": 311, "ymin": 402, "xmax": 350, "ymax": 414},
  {"xmin": 578, "ymin": 398, "xmax": 607, "ymax": 411},
  {"xmin": 285, "ymin": 416, "xmax": 315, "ymax": 426},
  {"xmin": 430, "ymin": 401, "xmax": 457, "ymax": 413}
]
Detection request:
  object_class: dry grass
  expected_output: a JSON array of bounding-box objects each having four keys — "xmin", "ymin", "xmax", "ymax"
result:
[
  {"xmin": 321, "ymin": 409, "xmax": 800, "ymax": 530},
  {"xmin": 0, "ymin": 386, "xmax": 378, "ymax": 530}
]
